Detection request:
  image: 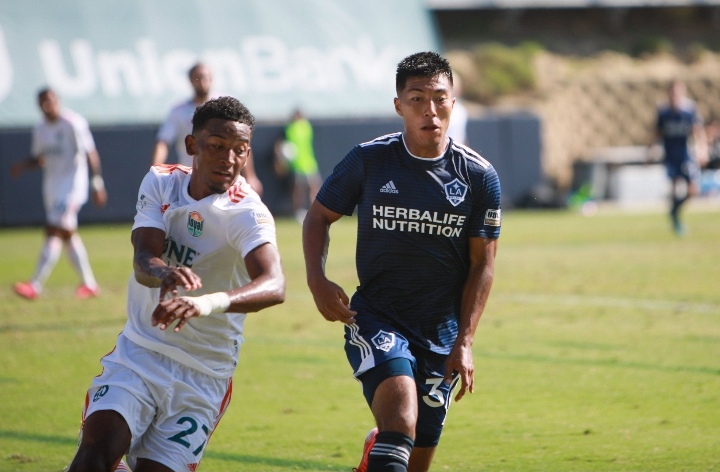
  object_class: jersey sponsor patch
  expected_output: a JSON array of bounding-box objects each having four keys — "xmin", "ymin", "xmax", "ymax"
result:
[
  {"xmin": 93, "ymin": 385, "xmax": 109, "ymax": 402},
  {"xmin": 253, "ymin": 210, "xmax": 272, "ymax": 225},
  {"xmin": 444, "ymin": 178, "xmax": 468, "ymax": 206},
  {"xmin": 187, "ymin": 211, "xmax": 204, "ymax": 237},
  {"xmin": 371, "ymin": 330, "xmax": 396, "ymax": 352},
  {"xmin": 484, "ymin": 209, "xmax": 501, "ymax": 227}
]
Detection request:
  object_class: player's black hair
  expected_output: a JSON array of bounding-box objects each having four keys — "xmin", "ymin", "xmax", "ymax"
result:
[
  {"xmin": 395, "ymin": 51, "xmax": 453, "ymax": 94},
  {"xmin": 37, "ymin": 87, "xmax": 54, "ymax": 101},
  {"xmin": 192, "ymin": 96, "xmax": 255, "ymax": 135},
  {"xmin": 188, "ymin": 62, "xmax": 207, "ymax": 79}
]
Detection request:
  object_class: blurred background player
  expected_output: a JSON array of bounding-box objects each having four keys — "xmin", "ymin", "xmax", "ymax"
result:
[
  {"xmin": 445, "ymin": 72, "xmax": 468, "ymax": 146},
  {"xmin": 650, "ymin": 80, "xmax": 708, "ymax": 235},
  {"xmin": 303, "ymin": 51, "xmax": 501, "ymax": 472},
  {"xmin": 283, "ymin": 109, "xmax": 322, "ymax": 222},
  {"xmin": 151, "ymin": 62, "xmax": 263, "ymax": 194},
  {"xmin": 11, "ymin": 88, "xmax": 107, "ymax": 300},
  {"xmin": 66, "ymin": 96, "xmax": 285, "ymax": 472}
]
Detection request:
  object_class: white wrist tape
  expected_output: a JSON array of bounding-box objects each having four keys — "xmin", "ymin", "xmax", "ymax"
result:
[
  {"xmin": 91, "ymin": 175, "xmax": 105, "ymax": 192},
  {"xmin": 179, "ymin": 292, "xmax": 231, "ymax": 316}
]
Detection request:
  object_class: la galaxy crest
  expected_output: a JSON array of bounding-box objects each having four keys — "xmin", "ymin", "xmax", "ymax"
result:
[
  {"xmin": 187, "ymin": 211, "xmax": 203, "ymax": 237},
  {"xmin": 444, "ymin": 178, "xmax": 468, "ymax": 207},
  {"xmin": 371, "ymin": 330, "xmax": 396, "ymax": 352}
]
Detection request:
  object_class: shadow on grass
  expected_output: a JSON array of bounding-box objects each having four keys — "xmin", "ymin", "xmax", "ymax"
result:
[{"xmin": 0, "ymin": 430, "xmax": 345, "ymax": 471}]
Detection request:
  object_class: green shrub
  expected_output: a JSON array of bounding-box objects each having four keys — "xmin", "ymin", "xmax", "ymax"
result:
[{"xmin": 466, "ymin": 41, "xmax": 543, "ymax": 104}]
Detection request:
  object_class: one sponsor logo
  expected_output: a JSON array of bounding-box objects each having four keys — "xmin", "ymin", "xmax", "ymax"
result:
[
  {"xmin": 187, "ymin": 211, "xmax": 203, "ymax": 237},
  {"xmin": 380, "ymin": 181, "xmax": 399, "ymax": 194},
  {"xmin": 444, "ymin": 178, "xmax": 467, "ymax": 206},
  {"xmin": 93, "ymin": 385, "xmax": 109, "ymax": 402},
  {"xmin": 484, "ymin": 209, "xmax": 502, "ymax": 227},
  {"xmin": 253, "ymin": 210, "xmax": 272, "ymax": 225},
  {"xmin": 371, "ymin": 330, "xmax": 396, "ymax": 352},
  {"xmin": 136, "ymin": 194, "xmax": 147, "ymax": 211}
]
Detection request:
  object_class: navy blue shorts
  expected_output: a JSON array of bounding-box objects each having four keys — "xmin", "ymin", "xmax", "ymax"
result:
[
  {"xmin": 666, "ymin": 159, "xmax": 700, "ymax": 181},
  {"xmin": 344, "ymin": 318, "xmax": 459, "ymax": 447}
]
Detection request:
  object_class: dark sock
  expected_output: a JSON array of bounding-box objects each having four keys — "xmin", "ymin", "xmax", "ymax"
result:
[{"xmin": 367, "ymin": 431, "xmax": 414, "ymax": 471}]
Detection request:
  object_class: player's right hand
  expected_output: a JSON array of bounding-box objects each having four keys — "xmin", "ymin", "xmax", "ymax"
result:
[
  {"xmin": 158, "ymin": 266, "xmax": 202, "ymax": 300},
  {"xmin": 309, "ymin": 278, "xmax": 356, "ymax": 324}
]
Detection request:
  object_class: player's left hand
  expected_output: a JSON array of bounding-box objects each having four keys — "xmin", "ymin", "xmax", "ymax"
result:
[
  {"xmin": 151, "ymin": 297, "xmax": 201, "ymax": 332},
  {"xmin": 444, "ymin": 343, "xmax": 474, "ymax": 402},
  {"xmin": 92, "ymin": 188, "xmax": 108, "ymax": 207}
]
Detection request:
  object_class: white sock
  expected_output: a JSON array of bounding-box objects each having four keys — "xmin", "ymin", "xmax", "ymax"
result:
[
  {"xmin": 31, "ymin": 235, "xmax": 63, "ymax": 290},
  {"xmin": 66, "ymin": 234, "xmax": 97, "ymax": 288}
]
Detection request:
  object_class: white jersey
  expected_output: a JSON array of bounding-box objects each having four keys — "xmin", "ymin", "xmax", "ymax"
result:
[
  {"xmin": 31, "ymin": 109, "xmax": 96, "ymax": 208},
  {"xmin": 123, "ymin": 164, "xmax": 277, "ymax": 379},
  {"xmin": 156, "ymin": 96, "xmax": 218, "ymax": 166},
  {"xmin": 447, "ymin": 99, "xmax": 468, "ymax": 146}
]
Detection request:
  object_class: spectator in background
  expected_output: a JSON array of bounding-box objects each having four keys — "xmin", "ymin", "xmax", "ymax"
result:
[
  {"xmin": 446, "ymin": 72, "xmax": 468, "ymax": 146},
  {"xmin": 10, "ymin": 88, "xmax": 107, "ymax": 300},
  {"xmin": 283, "ymin": 109, "xmax": 322, "ymax": 222},
  {"xmin": 650, "ymin": 80, "xmax": 707, "ymax": 235},
  {"xmin": 151, "ymin": 62, "xmax": 263, "ymax": 194}
]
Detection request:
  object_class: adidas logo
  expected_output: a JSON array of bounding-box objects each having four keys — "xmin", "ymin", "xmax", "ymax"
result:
[{"xmin": 380, "ymin": 181, "xmax": 399, "ymax": 194}]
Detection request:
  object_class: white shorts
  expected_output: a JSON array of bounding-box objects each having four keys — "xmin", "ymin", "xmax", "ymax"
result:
[
  {"xmin": 81, "ymin": 334, "xmax": 233, "ymax": 472},
  {"xmin": 44, "ymin": 195, "xmax": 82, "ymax": 231}
]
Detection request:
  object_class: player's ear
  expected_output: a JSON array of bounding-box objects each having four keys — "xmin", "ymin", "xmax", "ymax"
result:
[
  {"xmin": 185, "ymin": 134, "xmax": 197, "ymax": 156},
  {"xmin": 394, "ymin": 97, "xmax": 403, "ymax": 117}
]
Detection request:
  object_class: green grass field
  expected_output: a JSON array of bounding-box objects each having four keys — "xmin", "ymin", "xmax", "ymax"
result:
[{"xmin": 1, "ymin": 205, "xmax": 719, "ymax": 471}]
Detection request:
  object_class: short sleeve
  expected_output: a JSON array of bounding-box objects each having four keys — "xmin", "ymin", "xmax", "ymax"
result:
[
  {"xmin": 227, "ymin": 203, "xmax": 278, "ymax": 258},
  {"xmin": 132, "ymin": 171, "xmax": 166, "ymax": 232},
  {"xmin": 468, "ymin": 165, "xmax": 502, "ymax": 239},
  {"xmin": 315, "ymin": 147, "xmax": 364, "ymax": 215}
]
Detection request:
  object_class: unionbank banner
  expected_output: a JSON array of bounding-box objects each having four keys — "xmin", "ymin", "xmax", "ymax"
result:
[{"xmin": 0, "ymin": 0, "xmax": 438, "ymax": 126}]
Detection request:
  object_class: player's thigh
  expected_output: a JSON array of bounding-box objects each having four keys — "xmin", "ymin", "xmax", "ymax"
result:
[
  {"xmin": 129, "ymin": 366, "xmax": 232, "ymax": 472},
  {"xmin": 413, "ymin": 350, "xmax": 460, "ymax": 448},
  {"xmin": 45, "ymin": 196, "xmax": 80, "ymax": 231}
]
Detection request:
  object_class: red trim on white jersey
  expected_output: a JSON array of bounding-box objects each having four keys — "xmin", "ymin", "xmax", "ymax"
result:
[{"xmin": 154, "ymin": 164, "xmax": 191, "ymax": 175}]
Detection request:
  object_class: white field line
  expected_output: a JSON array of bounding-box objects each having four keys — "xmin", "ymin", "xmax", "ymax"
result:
[{"xmin": 504, "ymin": 293, "xmax": 720, "ymax": 314}]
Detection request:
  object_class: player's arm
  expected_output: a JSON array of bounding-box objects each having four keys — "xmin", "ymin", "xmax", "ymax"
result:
[
  {"xmin": 241, "ymin": 149, "xmax": 264, "ymax": 195},
  {"xmin": 151, "ymin": 140, "xmax": 170, "ymax": 166},
  {"xmin": 302, "ymin": 198, "xmax": 357, "ymax": 324},
  {"xmin": 152, "ymin": 241, "xmax": 286, "ymax": 332},
  {"xmin": 131, "ymin": 226, "xmax": 202, "ymax": 299},
  {"xmin": 10, "ymin": 155, "xmax": 44, "ymax": 178},
  {"xmin": 86, "ymin": 148, "xmax": 107, "ymax": 207},
  {"xmin": 693, "ymin": 121, "xmax": 709, "ymax": 167},
  {"xmin": 445, "ymin": 236, "xmax": 498, "ymax": 402}
]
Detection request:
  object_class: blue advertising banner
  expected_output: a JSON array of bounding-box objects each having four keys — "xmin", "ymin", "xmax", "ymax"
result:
[{"xmin": 0, "ymin": 0, "xmax": 438, "ymax": 126}]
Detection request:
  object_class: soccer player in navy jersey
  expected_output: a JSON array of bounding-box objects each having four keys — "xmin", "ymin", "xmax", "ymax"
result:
[
  {"xmin": 302, "ymin": 51, "xmax": 501, "ymax": 472},
  {"xmin": 651, "ymin": 80, "xmax": 707, "ymax": 235}
]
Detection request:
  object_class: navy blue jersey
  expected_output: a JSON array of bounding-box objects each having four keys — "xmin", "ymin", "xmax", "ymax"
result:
[
  {"xmin": 656, "ymin": 103, "xmax": 701, "ymax": 167},
  {"xmin": 316, "ymin": 133, "xmax": 501, "ymax": 354}
]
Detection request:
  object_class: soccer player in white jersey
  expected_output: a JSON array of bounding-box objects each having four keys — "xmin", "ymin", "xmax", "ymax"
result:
[
  {"xmin": 303, "ymin": 52, "xmax": 501, "ymax": 472},
  {"xmin": 11, "ymin": 88, "xmax": 107, "ymax": 300},
  {"xmin": 66, "ymin": 96, "xmax": 285, "ymax": 472},
  {"xmin": 152, "ymin": 62, "xmax": 264, "ymax": 194}
]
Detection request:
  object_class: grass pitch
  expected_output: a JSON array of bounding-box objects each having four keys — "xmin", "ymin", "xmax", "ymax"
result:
[{"xmin": 1, "ymin": 203, "xmax": 719, "ymax": 471}]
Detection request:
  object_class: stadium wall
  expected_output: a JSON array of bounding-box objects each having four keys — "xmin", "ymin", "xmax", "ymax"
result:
[{"xmin": 0, "ymin": 113, "xmax": 541, "ymax": 227}]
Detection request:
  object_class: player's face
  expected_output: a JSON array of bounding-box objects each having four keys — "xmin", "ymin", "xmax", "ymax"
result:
[
  {"xmin": 394, "ymin": 74, "xmax": 454, "ymax": 158},
  {"xmin": 186, "ymin": 118, "xmax": 252, "ymax": 199},
  {"xmin": 38, "ymin": 91, "xmax": 60, "ymax": 121},
  {"xmin": 190, "ymin": 66, "xmax": 213, "ymax": 97}
]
